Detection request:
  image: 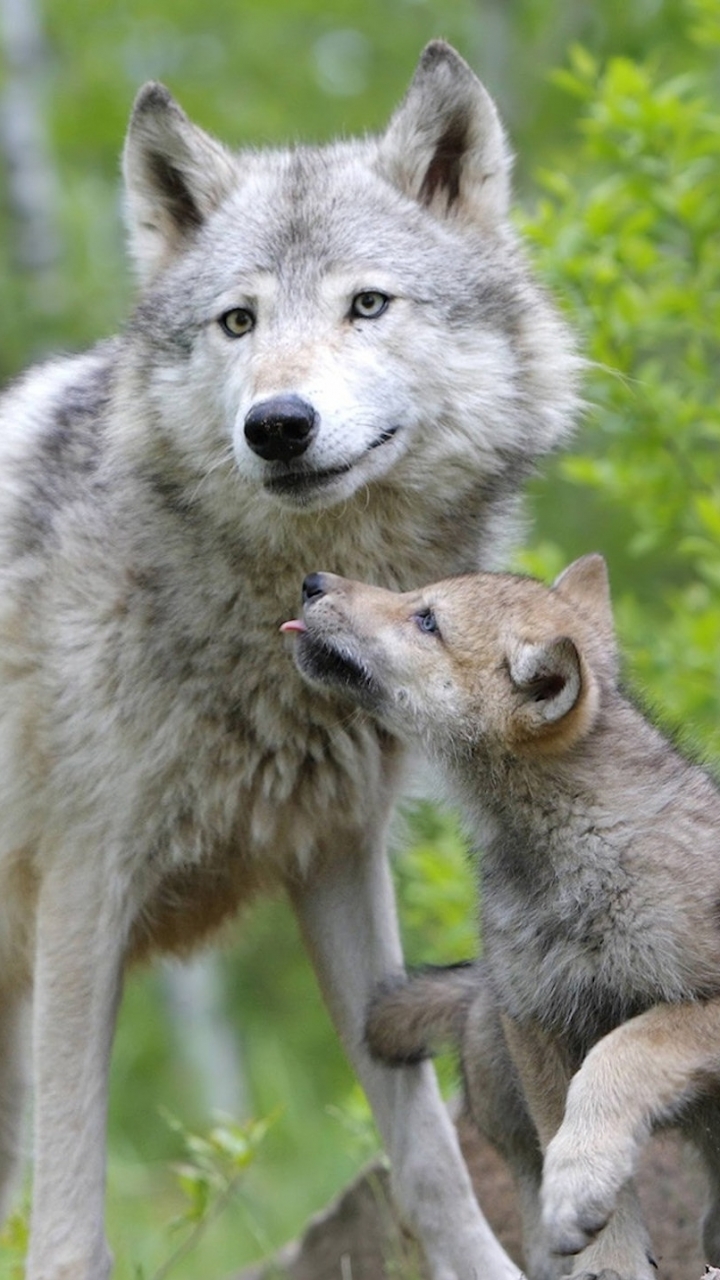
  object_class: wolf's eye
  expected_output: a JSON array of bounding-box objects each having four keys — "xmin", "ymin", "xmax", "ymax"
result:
[
  {"xmin": 219, "ymin": 308, "xmax": 255, "ymax": 337},
  {"xmin": 350, "ymin": 291, "xmax": 390, "ymax": 320},
  {"xmin": 414, "ymin": 609, "xmax": 439, "ymax": 636}
]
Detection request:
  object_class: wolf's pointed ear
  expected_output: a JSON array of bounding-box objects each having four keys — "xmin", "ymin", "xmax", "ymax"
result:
[
  {"xmin": 123, "ymin": 83, "xmax": 238, "ymax": 282},
  {"xmin": 509, "ymin": 637, "xmax": 582, "ymax": 728},
  {"xmin": 377, "ymin": 41, "xmax": 511, "ymax": 225},
  {"xmin": 552, "ymin": 555, "xmax": 616, "ymax": 652}
]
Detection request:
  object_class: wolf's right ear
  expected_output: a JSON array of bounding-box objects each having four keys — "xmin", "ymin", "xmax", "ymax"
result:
[
  {"xmin": 377, "ymin": 41, "xmax": 511, "ymax": 227},
  {"xmin": 123, "ymin": 84, "xmax": 238, "ymax": 282}
]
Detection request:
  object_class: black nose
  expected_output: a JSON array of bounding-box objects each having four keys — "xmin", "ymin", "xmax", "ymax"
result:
[
  {"xmin": 244, "ymin": 394, "xmax": 318, "ymax": 462},
  {"xmin": 302, "ymin": 572, "xmax": 326, "ymax": 604}
]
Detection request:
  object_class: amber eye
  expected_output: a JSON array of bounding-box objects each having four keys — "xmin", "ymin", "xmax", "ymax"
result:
[
  {"xmin": 219, "ymin": 308, "xmax": 255, "ymax": 337},
  {"xmin": 350, "ymin": 291, "xmax": 390, "ymax": 319},
  {"xmin": 414, "ymin": 608, "xmax": 440, "ymax": 636}
]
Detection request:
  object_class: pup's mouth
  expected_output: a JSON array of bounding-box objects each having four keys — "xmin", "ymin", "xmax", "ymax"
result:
[
  {"xmin": 263, "ymin": 425, "xmax": 401, "ymax": 500},
  {"xmin": 282, "ymin": 625, "xmax": 378, "ymax": 700}
]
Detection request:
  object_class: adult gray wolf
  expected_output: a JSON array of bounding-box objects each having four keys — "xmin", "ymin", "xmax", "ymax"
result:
[
  {"xmin": 284, "ymin": 557, "xmax": 720, "ymax": 1279},
  {"xmin": 0, "ymin": 41, "xmax": 577, "ymax": 1280}
]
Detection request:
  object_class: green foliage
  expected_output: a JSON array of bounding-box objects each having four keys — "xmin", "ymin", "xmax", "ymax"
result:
[
  {"xmin": 521, "ymin": 4, "xmax": 720, "ymax": 755},
  {"xmin": 0, "ymin": 1203, "xmax": 29, "ymax": 1280},
  {"xmin": 394, "ymin": 803, "xmax": 478, "ymax": 966},
  {"xmin": 0, "ymin": 1114, "xmax": 276, "ymax": 1280},
  {"xmin": 146, "ymin": 1111, "xmax": 275, "ymax": 1280}
]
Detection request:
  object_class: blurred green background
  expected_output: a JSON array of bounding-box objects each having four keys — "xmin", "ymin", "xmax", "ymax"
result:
[{"xmin": 1, "ymin": 1, "xmax": 719, "ymax": 1276}]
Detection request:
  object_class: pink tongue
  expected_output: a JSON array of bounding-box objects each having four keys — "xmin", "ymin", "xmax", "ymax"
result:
[{"xmin": 280, "ymin": 619, "xmax": 307, "ymax": 634}]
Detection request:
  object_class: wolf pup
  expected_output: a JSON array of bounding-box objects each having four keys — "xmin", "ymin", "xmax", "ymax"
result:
[
  {"xmin": 0, "ymin": 40, "xmax": 577, "ymax": 1280},
  {"xmin": 285, "ymin": 557, "xmax": 720, "ymax": 1280}
]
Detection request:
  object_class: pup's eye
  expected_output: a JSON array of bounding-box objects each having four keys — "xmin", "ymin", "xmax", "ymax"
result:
[
  {"xmin": 414, "ymin": 609, "xmax": 440, "ymax": 636},
  {"xmin": 219, "ymin": 308, "xmax": 255, "ymax": 337},
  {"xmin": 350, "ymin": 291, "xmax": 390, "ymax": 320}
]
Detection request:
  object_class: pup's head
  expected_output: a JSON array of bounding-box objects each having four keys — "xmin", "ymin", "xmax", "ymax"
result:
[{"xmin": 282, "ymin": 555, "xmax": 617, "ymax": 759}]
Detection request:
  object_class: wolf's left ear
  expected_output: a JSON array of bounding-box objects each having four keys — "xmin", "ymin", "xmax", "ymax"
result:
[
  {"xmin": 377, "ymin": 41, "xmax": 511, "ymax": 226},
  {"xmin": 123, "ymin": 83, "xmax": 238, "ymax": 282},
  {"xmin": 509, "ymin": 637, "xmax": 582, "ymax": 729}
]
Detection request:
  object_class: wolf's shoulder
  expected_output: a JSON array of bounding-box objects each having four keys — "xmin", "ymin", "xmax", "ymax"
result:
[
  {"xmin": 0, "ymin": 340, "xmax": 122, "ymax": 560},
  {"xmin": 0, "ymin": 339, "xmax": 120, "ymax": 457}
]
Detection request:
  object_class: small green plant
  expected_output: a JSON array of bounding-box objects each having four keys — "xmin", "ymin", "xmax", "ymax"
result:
[
  {"xmin": 145, "ymin": 1109, "xmax": 277, "ymax": 1280},
  {"xmin": 0, "ymin": 1201, "xmax": 30, "ymax": 1280}
]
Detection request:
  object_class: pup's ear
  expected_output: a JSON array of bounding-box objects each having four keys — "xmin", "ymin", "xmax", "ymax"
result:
[
  {"xmin": 509, "ymin": 637, "xmax": 582, "ymax": 728},
  {"xmin": 378, "ymin": 41, "xmax": 511, "ymax": 226},
  {"xmin": 552, "ymin": 554, "xmax": 616, "ymax": 652},
  {"xmin": 123, "ymin": 84, "xmax": 237, "ymax": 282}
]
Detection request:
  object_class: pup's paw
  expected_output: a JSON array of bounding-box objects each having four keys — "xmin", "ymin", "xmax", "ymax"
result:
[
  {"xmin": 548, "ymin": 1207, "xmax": 610, "ymax": 1257},
  {"xmin": 541, "ymin": 1143, "xmax": 622, "ymax": 1255},
  {"xmin": 568, "ymin": 1271, "xmax": 624, "ymax": 1280}
]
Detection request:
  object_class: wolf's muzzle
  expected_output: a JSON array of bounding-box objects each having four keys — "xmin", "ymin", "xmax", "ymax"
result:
[{"xmin": 244, "ymin": 394, "xmax": 318, "ymax": 462}]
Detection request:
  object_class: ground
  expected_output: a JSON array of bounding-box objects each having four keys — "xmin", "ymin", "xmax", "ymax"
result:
[{"xmin": 237, "ymin": 1114, "xmax": 711, "ymax": 1279}]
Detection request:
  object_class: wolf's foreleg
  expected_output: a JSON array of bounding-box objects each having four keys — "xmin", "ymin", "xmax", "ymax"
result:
[
  {"xmin": 27, "ymin": 851, "xmax": 132, "ymax": 1280},
  {"xmin": 288, "ymin": 834, "xmax": 520, "ymax": 1280},
  {"xmin": 0, "ymin": 985, "xmax": 29, "ymax": 1225},
  {"xmin": 541, "ymin": 998, "xmax": 720, "ymax": 1260}
]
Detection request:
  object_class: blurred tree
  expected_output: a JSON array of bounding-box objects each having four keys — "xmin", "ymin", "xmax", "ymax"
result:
[{"xmin": 0, "ymin": 0, "xmax": 60, "ymax": 270}]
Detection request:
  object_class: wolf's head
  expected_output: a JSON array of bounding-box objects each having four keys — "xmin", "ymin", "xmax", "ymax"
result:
[
  {"xmin": 283, "ymin": 555, "xmax": 618, "ymax": 760},
  {"xmin": 122, "ymin": 42, "xmax": 577, "ymax": 516}
]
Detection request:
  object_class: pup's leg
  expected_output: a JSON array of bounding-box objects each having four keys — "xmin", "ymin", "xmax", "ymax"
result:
[
  {"xmin": 689, "ymin": 1092, "xmax": 720, "ymax": 1264},
  {"xmin": 0, "ymin": 986, "xmax": 29, "ymax": 1224},
  {"xmin": 540, "ymin": 998, "xmax": 720, "ymax": 1259},
  {"xmin": 461, "ymin": 980, "xmax": 555, "ymax": 1280},
  {"xmin": 502, "ymin": 1017, "xmax": 656, "ymax": 1280},
  {"xmin": 288, "ymin": 837, "xmax": 520, "ymax": 1280},
  {"xmin": 367, "ymin": 962, "xmax": 554, "ymax": 1278},
  {"xmin": 27, "ymin": 853, "xmax": 134, "ymax": 1280}
]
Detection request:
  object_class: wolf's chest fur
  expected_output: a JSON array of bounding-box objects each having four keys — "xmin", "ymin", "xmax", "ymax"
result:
[{"xmin": 0, "ymin": 352, "xmax": 513, "ymax": 957}]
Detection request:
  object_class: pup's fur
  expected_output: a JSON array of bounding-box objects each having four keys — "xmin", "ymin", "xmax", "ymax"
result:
[
  {"xmin": 0, "ymin": 42, "xmax": 577, "ymax": 1280},
  {"xmin": 289, "ymin": 558, "xmax": 720, "ymax": 1280}
]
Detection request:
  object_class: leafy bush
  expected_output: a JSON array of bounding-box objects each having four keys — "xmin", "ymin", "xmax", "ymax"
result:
[{"xmin": 521, "ymin": 1, "xmax": 720, "ymax": 754}]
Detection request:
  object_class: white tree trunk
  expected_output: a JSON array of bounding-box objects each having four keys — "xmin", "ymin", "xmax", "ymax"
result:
[{"xmin": 0, "ymin": 0, "xmax": 60, "ymax": 270}]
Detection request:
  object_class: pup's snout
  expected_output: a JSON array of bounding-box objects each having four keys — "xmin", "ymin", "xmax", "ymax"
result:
[
  {"xmin": 302, "ymin": 572, "xmax": 326, "ymax": 604},
  {"xmin": 244, "ymin": 394, "xmax": 318, "ymax": 462}
]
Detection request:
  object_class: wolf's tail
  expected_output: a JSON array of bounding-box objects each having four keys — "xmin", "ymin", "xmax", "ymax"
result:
[{"xmin": 365, "ymin": 962, "xmax": 479, "ymax": 1065}]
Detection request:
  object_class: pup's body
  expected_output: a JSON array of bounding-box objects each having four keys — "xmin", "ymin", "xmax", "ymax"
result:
[
  {"xmin": 288, "ymin": 558, "xmax": 720, "ymax": 1279},
  {"xmin": 0, "ymin": 42, "xmax": 577, "ymax": 1280}
]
